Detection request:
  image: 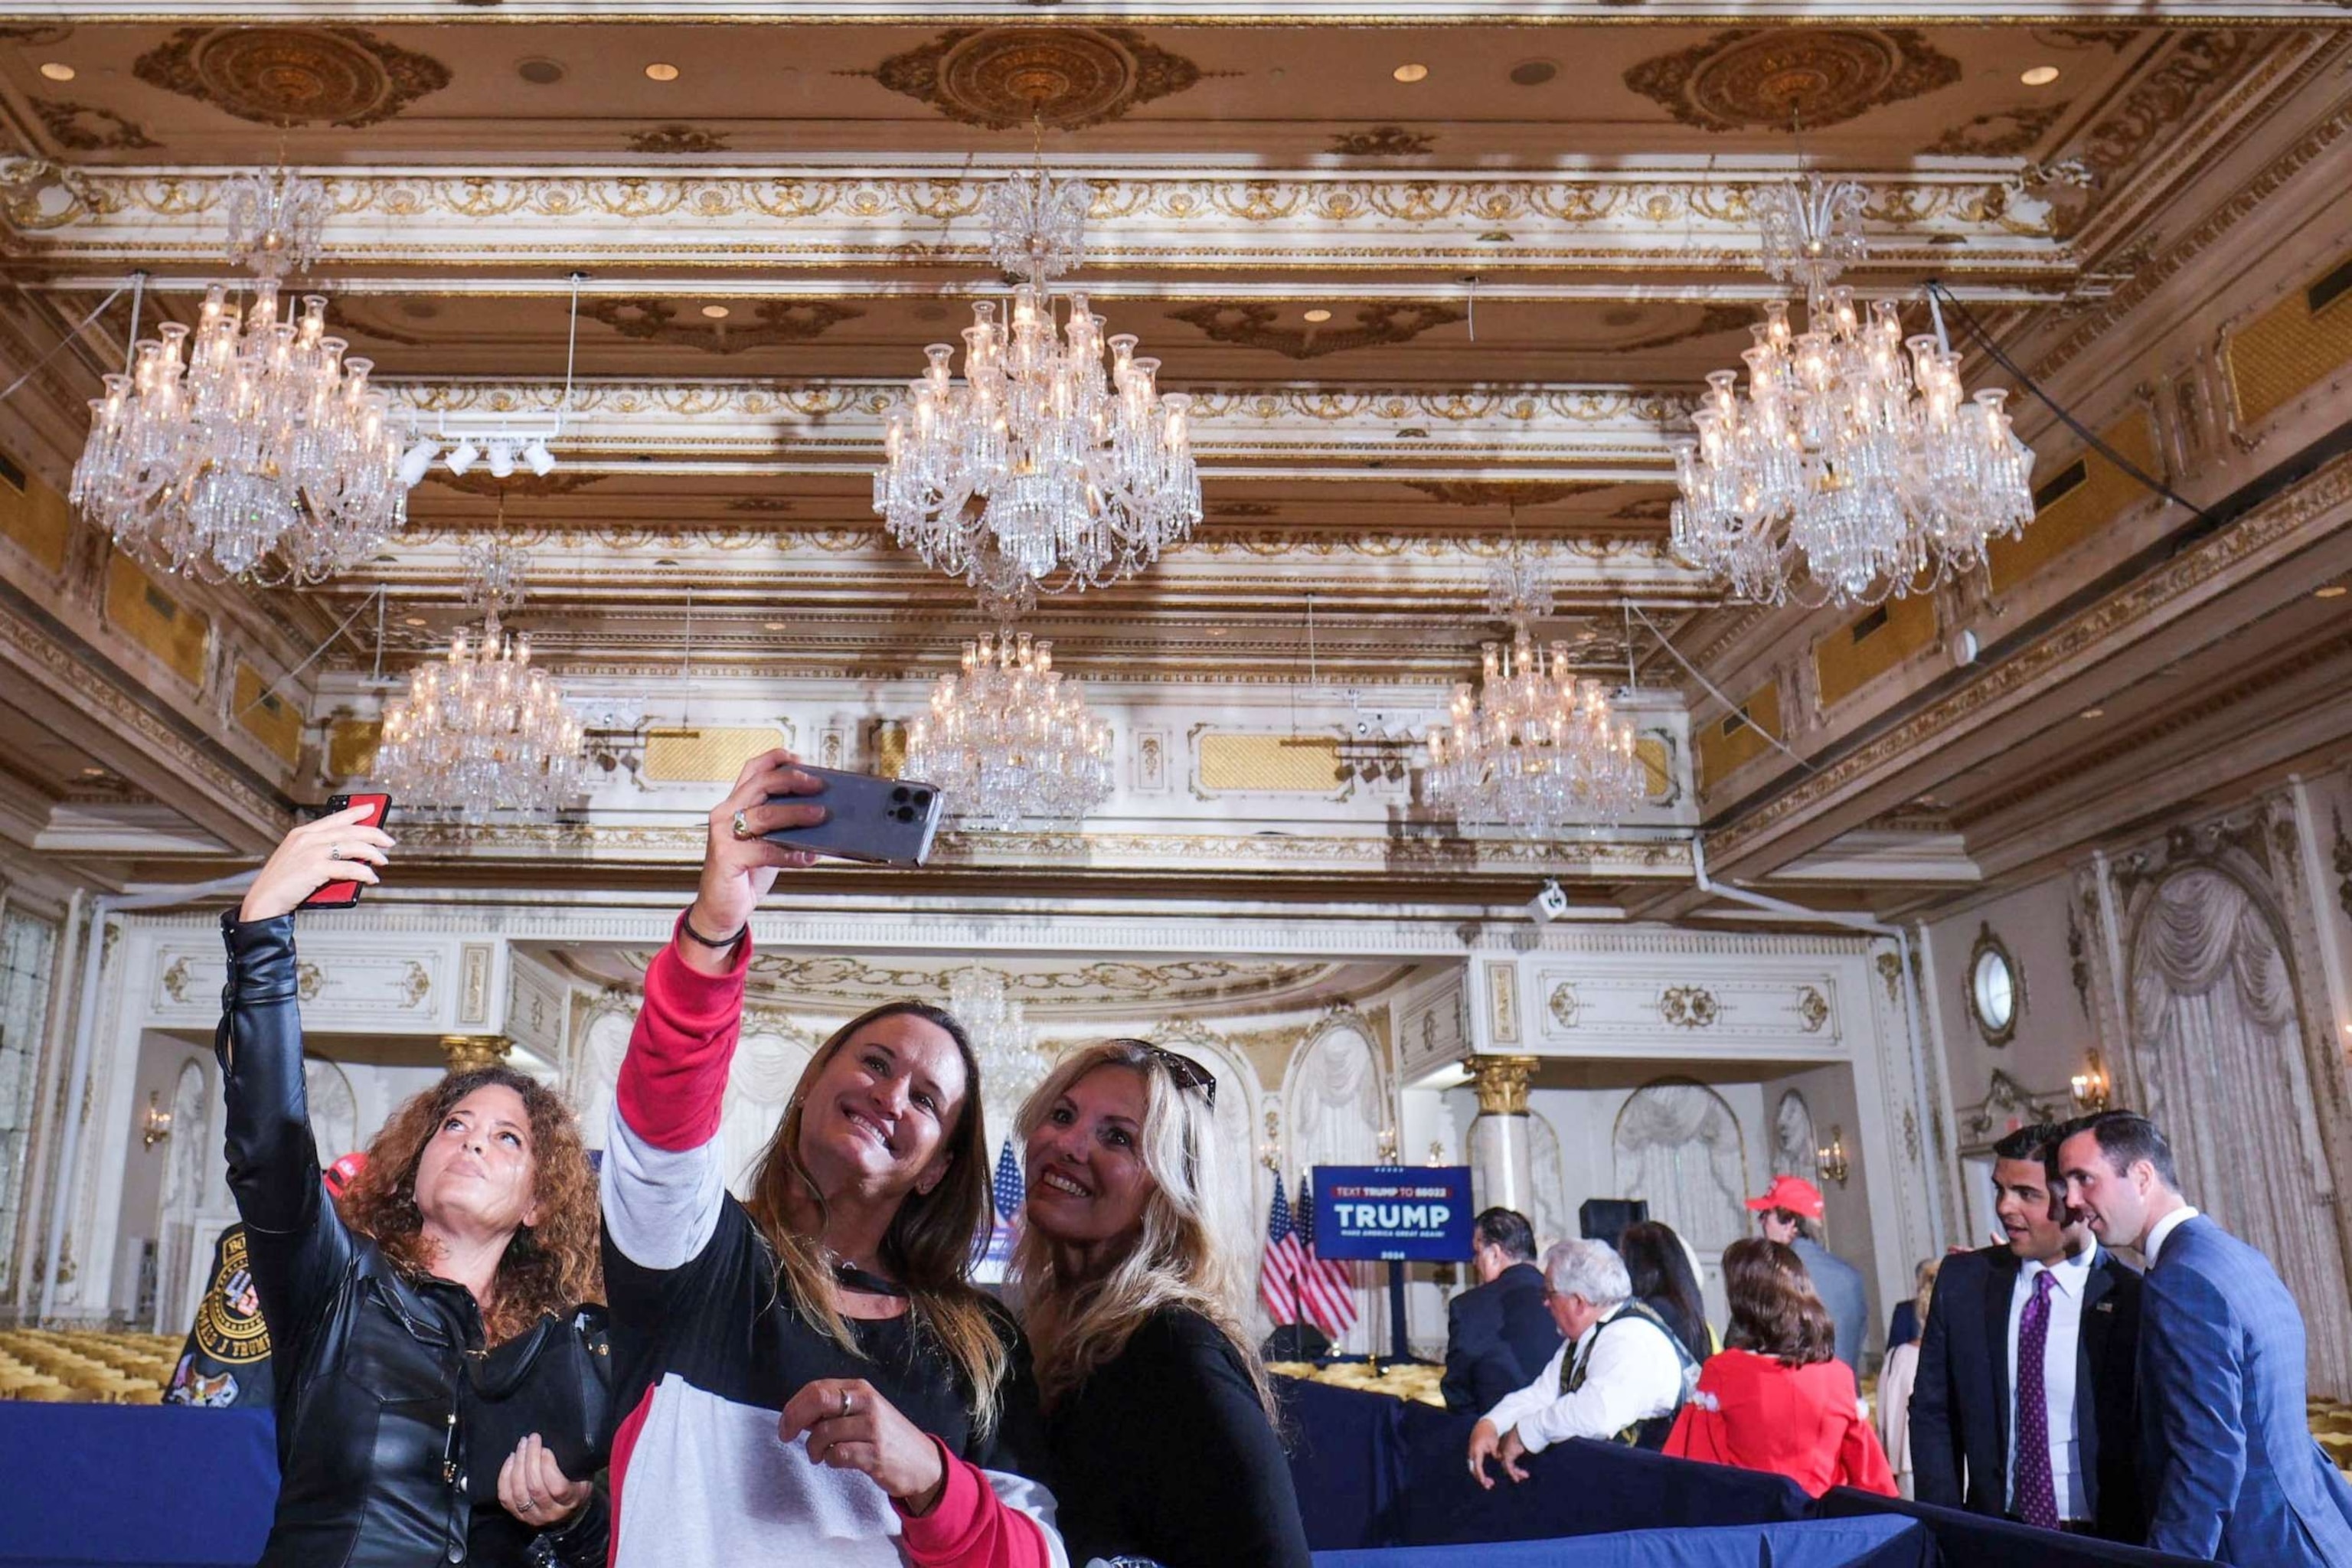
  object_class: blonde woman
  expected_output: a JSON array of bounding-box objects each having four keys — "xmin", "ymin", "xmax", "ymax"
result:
[
  {"xmin": 600, "ymin": 752, "xmax": 1061, "ymax": 1566},
  {"xmin": 1876, "ymin": 1258, "xmax": 1938, "ymax": 1498},
  {"xmin": 1014, "ymin": 1039, "xmax": 1311, "ymax": 1568}
]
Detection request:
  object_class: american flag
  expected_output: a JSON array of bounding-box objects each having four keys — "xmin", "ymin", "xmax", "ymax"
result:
[
  {"xmin": 991, "ymin": 1138, "xmax": 1025, "ymax": 1224},
  {"xmin": 1293, "ymin": 1172, "xmax": 1360, "ymax": 1339},
  {"xmin": 1259, "ymin": 1172, "xmax": 1307, "ymax": 1325}
]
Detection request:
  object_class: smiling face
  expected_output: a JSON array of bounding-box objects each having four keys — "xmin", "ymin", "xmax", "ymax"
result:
[
  {"xmin": 1022, "ymin": 1063, "xmax": 1156, "ymax": 1256},
  {"xmin": 411, "ymin": 1083, "xmax": 539, "ymax": 1242},
  {"xmin": 795, "ymin": 1010, "xmax": 967, "ymax": 1203},
  {"xmin": 1993, "ymin": 1154, "xmax": 2084, "ymax": 1263}
]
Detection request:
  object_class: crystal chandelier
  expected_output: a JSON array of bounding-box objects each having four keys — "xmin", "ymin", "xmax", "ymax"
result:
[
  {"xmin": 372, "ymin": 542, "xmax": 585, "ymax": 823},
  {"xmin": 906, "ymin": 626, "xmax": 1114, "ymax": 829},
  {"xmin": 70, "ymin": 167, "xmax": 410, "ymax": 584},
  {"xmin": 1669, "ymin": 173, "xmax": 2036, "ymax": 608},
  {"xmin": 1426, "ymin": 625, "xmax": 1646, "ymax": 839},
  {"xmin": 872, "ymin": 161, "xmax": 1200, "ymax": 593},
  {"xmin": 948, "ymin": 963, "xmax": 1055, "ymax": 1138}
]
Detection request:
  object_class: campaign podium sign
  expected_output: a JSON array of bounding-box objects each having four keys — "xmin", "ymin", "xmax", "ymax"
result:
[{"xmin": 1311, "ymin": 1166, "xmax": 1475, "ymax": 1262}]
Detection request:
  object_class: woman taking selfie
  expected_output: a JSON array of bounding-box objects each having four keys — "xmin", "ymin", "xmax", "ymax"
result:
[
  {"xmin": 1014, "ymin": 1040, "xmax": 1312, "ymax": 1568},
  {"xmin": 600, "ymin": 752, "xmax": 1059, "ymax": 1566},
  {"xmin": 218, "ymin": 806, "xmax": 612, "ymax": 1566},
  {"xmin": 1663, "ymin": 1237, "xmax": 1896, "ymax": 1498}
]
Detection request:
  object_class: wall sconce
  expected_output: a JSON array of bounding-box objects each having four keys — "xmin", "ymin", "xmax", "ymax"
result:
[
  {"xmin": 1259, "ymin": 1109, "xmax": 1282, "ymax": 1172},
  {"xmin": 139, "ymin": 1090, "xmax": 173, "ymax": 1152},
  {"xmin": 1427, "ymin": 1139, "xmax": 1447, "ymax": 1168},
  {"xmin": 1816, "ymin": 1125, "xmax": 1850, "ymax": 1187},
  {"xmin": 1375, "ymin": 1125, "xmax": 1400, "ymax": 1164},
  {"xmin": 2072, "ymin": 1050, "xmax": 2112, "ymax": 1113}
]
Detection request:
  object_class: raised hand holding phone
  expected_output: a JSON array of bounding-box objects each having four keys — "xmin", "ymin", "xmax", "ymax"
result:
[
  {"xmin": 678, "ymin": 750, "xmax": 828, "ymax": 975},
  {"xmin": 240, "ymin": 801, "xmax": 397, "ymax": 923}
]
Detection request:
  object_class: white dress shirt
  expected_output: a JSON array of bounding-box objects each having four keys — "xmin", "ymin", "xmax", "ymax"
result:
[
  {"xmin": 1481, "ymin": 1304, "xmax": 1687, "ymax": 1455},
  {"xmin": 2144, "ymin": 1205, "xmax": 2200, "ymax": 1265},
  {"xmin": 2004, "ymin": 1245, "xmax": 2096, "ymax": 1521}
]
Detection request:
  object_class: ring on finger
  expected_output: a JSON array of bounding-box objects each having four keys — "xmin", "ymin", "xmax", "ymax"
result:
[
  {"xmin": 327, "ymin": 843, "xmax": 347, "ymax": 861},
  {"xmin": 730, "ymin": 808, "xmax": 753, "ymax": 841},
  {"xmin": 840, "ymin": 1387, "xmax": 853, "ymax": 1419}
]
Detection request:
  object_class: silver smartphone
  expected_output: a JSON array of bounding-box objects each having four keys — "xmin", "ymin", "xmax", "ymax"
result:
[{"xmin": 762, "ymin": 764, "xmax": 946, "ymax": 867}]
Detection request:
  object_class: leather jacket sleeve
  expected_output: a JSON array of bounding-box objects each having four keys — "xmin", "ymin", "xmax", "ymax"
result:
[
  {"xmin": 529, "ymin": 1488, "xmax": 610, "ymax": 1568},
  {"xmin": 215, "ymin": 911, "xmax": 356, "ymax": 1364}
]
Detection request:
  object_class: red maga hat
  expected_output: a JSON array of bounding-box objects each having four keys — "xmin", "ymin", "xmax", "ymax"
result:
[
  {"xmin": 324, "ymin": 1152, "xmax": 368, "ymax": 1200},
  {"xmin": 1745, "ymin": 1173, "xmax": 1825, "ymax": 1220}
]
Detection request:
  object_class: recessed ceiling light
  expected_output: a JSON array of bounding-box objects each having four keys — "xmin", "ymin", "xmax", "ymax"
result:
[
  {"xmin": 2318, "ymin": 585, "xmax": 2349, "ymax": 599},
  {"xmin": 517, "ymin": 57, "xmax": 565, "ymax": 86},
  {"xmin": 701, "ymin": 304, "xmax": 730, "ymax": 319},
  {"xmin": 80, "ymin": 766, "xmax": 107, "ymax": 778},
  {"xmin": 2020, "ymin": 65, "xmax": 2060, "ymax": 87},
  {"xmin": 644, "ymin": 62, "xmax": 680, "ymax": 82},
  {"xmin": 2079, "ymin": 707, "xmax": 2105, "ymax": 720},
  {"xmin": 763, "ymin": 621, "xmax": 788, "ymax": 630},
  {"xmin": 403, "ymin": 616, "xmax": 428, "ymax": 627},
  {"xmin": 1393, "ymin": 63, "xmax": 1429, "ymax": 83},
  {"xmin": 1508, "ymin": 60, "xmax": 1557, "ymax": 87},
  {"xmin": 38, "ymin": 62, "xmax": 75, "ymax": 82},
  {"xmin": 1302, "ymin": 308, "xmax": 1332, "ymax": 323}
]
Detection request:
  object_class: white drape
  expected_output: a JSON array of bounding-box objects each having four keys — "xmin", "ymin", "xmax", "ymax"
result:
[
  {"xmin": 1612, "ymin": 1080, "xmax": 1748, "ymax": 1254},
  {"xmin": 1286, "ymin": 1021, "xmax": 1384, "ymax": 1354},
  {"xmin": 2128, "ymin": 865, "xmax": 2352, "ymax": 1393}
]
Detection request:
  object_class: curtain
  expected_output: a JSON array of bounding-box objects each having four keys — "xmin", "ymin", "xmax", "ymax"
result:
[
  {"xmin": 1612, "ymin": 1081, "xmax": 1748, "ymax": 1254},
  {"xmin": 2129, "ymin": 865, "xmax": 2352, "ymax": 1393},
  {"xmin": 1288, "ymin": 1023, "xmax": 1384, "ymax": 1354}
]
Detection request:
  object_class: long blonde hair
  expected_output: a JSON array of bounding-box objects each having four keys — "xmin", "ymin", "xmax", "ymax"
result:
[
  {"xmin": 742, "ymin": 1000, "xmax": 1010, "ymax": 1435},
  {"xmin": 1011, "ymin": 1039, "xmax": 1276, "ymax": 1423}
]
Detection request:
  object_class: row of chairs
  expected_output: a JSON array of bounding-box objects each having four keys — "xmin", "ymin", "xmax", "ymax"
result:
[{"xmin": 0, "ymin": 1330, "xmax": 178, "ymax": 1403}]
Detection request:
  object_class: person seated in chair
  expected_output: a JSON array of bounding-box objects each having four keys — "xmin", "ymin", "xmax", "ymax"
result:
[
  {"xmin": 1442, "ymin": 1207, "xmax": 1563, "ymax": 1414},
  {"xmin": 1465, "ymin": 1239, "xmax": 1694, "ymax": 1488}
]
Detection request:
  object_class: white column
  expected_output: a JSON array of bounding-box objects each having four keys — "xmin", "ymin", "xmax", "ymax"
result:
[{"xmin": 1465, "ymin": 1055, "xmax": 1539, "ymax": 1219}]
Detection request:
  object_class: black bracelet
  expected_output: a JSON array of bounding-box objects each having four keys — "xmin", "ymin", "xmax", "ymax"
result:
[{"xmin": 679, "ymin": 913, "xmax": 746, "ymax": 950}]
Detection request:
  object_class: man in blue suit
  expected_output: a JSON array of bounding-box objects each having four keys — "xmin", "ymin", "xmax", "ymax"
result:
[
  {"xmin": 2055, "ymin": 1109, "xmax": 2352, "ymax": 1564},
  {"xmin": 1442, "ymin": 1207, "xmax": 1563, "ymax": 1414}
]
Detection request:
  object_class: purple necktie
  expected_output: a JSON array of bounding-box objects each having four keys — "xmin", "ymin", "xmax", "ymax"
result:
[{"xmin": 2014, "ymin": 1269, "xmax": 2060, "ymax": 1530}]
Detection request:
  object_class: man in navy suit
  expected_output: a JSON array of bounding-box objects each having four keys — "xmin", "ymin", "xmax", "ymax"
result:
[
  {"xmin": 1909, "ymin": 1122, "xmax": 2145, "ymax": 1540},
  {"xmin": 1443, "ymin": 1207, "xmax": 1563, "ymax": 1413},
  {"xmin": 2056, "ymin": 1109, "xmax": 2352, "ymax": 1564}
]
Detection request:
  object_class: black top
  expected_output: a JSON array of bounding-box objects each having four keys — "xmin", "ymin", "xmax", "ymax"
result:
[
  {"xmin": 1046, "ymin": 1307, "xmax": 1311, "ymax": 1568},
  {"xmin": 217, "ymin": 913, "xmax": 609, "ymax": 1568},
  {"xmin": 1907, "ymin": 1242, "xmax": 2146, "ymax": 1543},
  {"xmin": 1640, "ymin": 1290, "xmax": 1710, "ymax": 1369},
  {"xmin": 1442, "ymin": 1262, "xmax": 1564, "ymax": 1413}
]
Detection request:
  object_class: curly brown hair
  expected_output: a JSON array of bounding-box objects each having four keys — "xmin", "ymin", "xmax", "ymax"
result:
[
  {"xmin": 337, "ymin": 1065, "xmax": 603, "ymax": 1345},
  {"xmin": 1722, "ymin": 1236, "xmax": 1836, "ymax": 1368}
]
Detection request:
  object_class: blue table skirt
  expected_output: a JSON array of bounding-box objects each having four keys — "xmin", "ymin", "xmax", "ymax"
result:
[
  {"xmin": 1313, "ymin": 1516, "xmax": 1929, "ymax": 1568},
  {"xmin": 0, "ymin": 1403, "xmax": 276, "ymax": 1566}
]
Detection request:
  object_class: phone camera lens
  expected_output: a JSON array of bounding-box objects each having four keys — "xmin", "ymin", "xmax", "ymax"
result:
[
  {"xmin": 891, "ymin": 786, "xmax": 910, "ymax": 803},
  {"xmin": 910, "ymin": 789, "xmax": 932, "ymax": 808}
]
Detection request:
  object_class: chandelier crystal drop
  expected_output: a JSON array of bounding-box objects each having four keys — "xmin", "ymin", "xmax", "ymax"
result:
[
  {"xmin": 1483, "ymin": 550, "xmax": 1554, "ymax": 626},
  {"xmin": 70, "ymin": 168, "xmax": 410, "ymax": 584},
  {"xmin": 1426, "ymin": 627, "xmax": 1646, "ymax": 839},
  {"xmin": 949, "ymin": 963, "xmax": 1055, "ymax": 1137},
  {"xmin": 874, "ymin": 165, "xmax": 1200, "ymax": 593},
  {"xmin": 1670, "ymin": 177, "xmax": 2037, "ymax": 609},
  {"xmin": 906, "ymin": 628, "xmax": 1114, "ymax": 830},
  {"xmin": 372, "ymin": 546, "xmax": 585, "ymax": 824}
]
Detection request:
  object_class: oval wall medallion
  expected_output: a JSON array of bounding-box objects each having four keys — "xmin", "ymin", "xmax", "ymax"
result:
[
  {"xmin": 134, "ymin": 25, "xmax": 453, "ymax": 129},
  {"xmin": 868, "ymin": 26, "xmax": 1203, "ymax": 131},
  {"xmin": 1623, "ymin": 28, "xmax": 1961, "ymax": 133}
]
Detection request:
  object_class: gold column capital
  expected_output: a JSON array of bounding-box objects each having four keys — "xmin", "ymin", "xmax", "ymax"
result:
[
  {"xmin": 439, "ymin": 1034, "xmax": 511, "ymax": 1075},
  {"xmin": 1462, "ymin": 1054, "xmax": 1540, "ymax": 1116}
]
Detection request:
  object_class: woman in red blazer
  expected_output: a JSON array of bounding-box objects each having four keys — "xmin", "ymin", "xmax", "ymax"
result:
[{"xmin": 1665, "ymin": 1238, "xmax": 1896, "ymax": 1498}]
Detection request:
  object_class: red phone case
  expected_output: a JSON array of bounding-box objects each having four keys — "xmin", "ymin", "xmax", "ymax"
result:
[{"xmin": 299, "ymin": 794, "xmax": 392, "ymax": 910}]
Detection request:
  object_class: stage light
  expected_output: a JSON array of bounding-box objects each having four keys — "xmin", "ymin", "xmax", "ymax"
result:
[
  {"xmin": 397, "ymin": 436, "xmax": 439, "ymax": 487},
  {"xmin": 523, "ymin": 437, "xmax": 556, "ymax": 476},
  {"xmin": 486, "ymin": 439, "xmax": 516, "ymax": 479},
  {"xmin": 445, "ymin": 438, "xmax": 481, "ymax": 476}
]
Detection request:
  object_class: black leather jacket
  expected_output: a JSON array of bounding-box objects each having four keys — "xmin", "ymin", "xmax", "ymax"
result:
[{"xmin": 217, "ymin": 913, "xmax": 611, "ymax": 1568}]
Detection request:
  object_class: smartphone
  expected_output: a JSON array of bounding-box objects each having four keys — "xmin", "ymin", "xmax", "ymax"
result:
[
  {"xmin": 299, "ymin": 793, "xmax": 392, "ymax": 910},
  {"xmin": 762, "ymin": 766, "xmax": 943, "ymax": 867}
]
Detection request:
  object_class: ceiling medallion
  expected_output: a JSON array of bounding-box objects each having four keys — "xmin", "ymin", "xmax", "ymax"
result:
[
  {"xmin": 874, "ymin": 155, "xmax": 1200, "ymax": 593},
  {"xmin": 134, "ymin": 26, "xmax": 452, "ymax": 129},
  {"xmin": 583, "ymin": 296, "xmax": 863, "ymax": 354},
  {"xmin": 1169, "ymin": 301, "xmax": 1465, "ymax": 362},
  {"xmin": 906, "ymin": 626, "xmax": 1115, "ymax": 831},
  {"xmin": 1669, "ymin": 176, "xmax": 2036, "ymax": 608},
  {"xmin": 374, "ymin": 541, "xmax": 585, "ymax": 825},
  {"xmin": 30, "ymin": 100, "xmax": 161, "ymax": 152},
  {"xmin": 867, "ymin": 26, "xmax": 1203, "ymax": 131},
  {"xmin": 628, "ymin": 123, "xmax": 730, "ymax": 155},
  {"xmin": 1623, "ymin": 28, "xmax": 1962, "ymax": 133},
  {"xmin": 1329, "ymin": 125, "xmax": 1436, "ymax": 157}
]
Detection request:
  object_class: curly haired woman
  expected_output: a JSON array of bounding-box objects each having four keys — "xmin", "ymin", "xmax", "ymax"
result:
[{"xmin": 219, "ymin": 805, "xmax": 613, "ymax": 1567}]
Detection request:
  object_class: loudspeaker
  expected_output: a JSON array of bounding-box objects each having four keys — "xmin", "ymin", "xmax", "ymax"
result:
[{"xmin": 1579, "ymin": 1197, "xmax": 1648, "ymax": 1245}]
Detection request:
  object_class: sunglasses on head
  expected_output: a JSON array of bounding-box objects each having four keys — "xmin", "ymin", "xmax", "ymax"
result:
[{"xmin": 1116, "ymin": 1040, "xmax": 1217, "ymax": 1106}]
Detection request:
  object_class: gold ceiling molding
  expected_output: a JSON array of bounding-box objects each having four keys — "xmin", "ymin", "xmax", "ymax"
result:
[
  {"xmin": 1166, "ymin": 300, "xmax": 1465, "ymax": 361},
  {"xmin": 131, "ymin": 25, "xmax": 452, "ymax": 129},
  {"xmin": 737, "ymin": 953, "xmax": 1345, "ymax": 1005},
  {"xmin": 1922, "ymin": 103, "xmax": 2069, "ymax": 158},
  {"xmin": 1703, "ymin": 448, "xmax": 2352, "ymax": 870},
  {"xmin": 29, "ymin": 100, "xmax": 162, "ymax": 154},
  {"xmin": 1330, "ymin": 126, "xmax": 1436, "ymax": 157},
  {"xmin": 1622, "ymin": 28, "xmax": 1963, "ymax": 133},
  {"xmin": 628, "ymin": 123, "xmax": 730, "ymax": 155},
  {"xmin": 2073, "ymin": 30, "xmax": 2265, "ymax": 181},
  {"xmin": 1403, "ymin": 480, "xmax": 1612, "ymax": 507},
  {"xmin": 864, "ymin": 25, "xmax": 1205, "ymax": 130},
  {"xmin": 581, "ymin": 296, "xmax": 865, "ymax": 354},
  {"xmin": 422, "ymin": 471, "xmax": 608, "ymax": 498}
]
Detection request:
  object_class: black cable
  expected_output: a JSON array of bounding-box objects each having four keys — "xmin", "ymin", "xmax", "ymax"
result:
[{"xmin": 1926, "ymin": 279, "xmax": 2213, "ymax": 523}]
